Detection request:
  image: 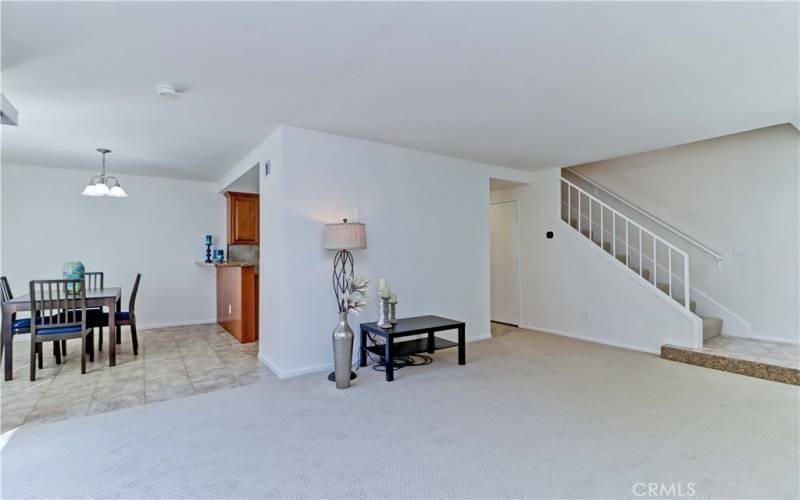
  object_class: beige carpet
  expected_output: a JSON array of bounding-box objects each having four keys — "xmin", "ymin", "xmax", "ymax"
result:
[{"xmin": 2, "ymin": 328, "xmax": 798, "ymax": 499}]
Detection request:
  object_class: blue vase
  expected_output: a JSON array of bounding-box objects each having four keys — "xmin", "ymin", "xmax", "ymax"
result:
[{"xmin": 62, "ymin": 261, "xmax": 85, "ymax": 293}]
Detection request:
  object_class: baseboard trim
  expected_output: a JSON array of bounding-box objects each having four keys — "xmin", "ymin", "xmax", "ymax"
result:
[
  {"xmin": 738, "ymin": 334, "xmax": 800, "ymax": 346},
  {"xmin": 137, "ymin": 319, "xmax": 217, "ymax": 331},
  {"xmin": 257, "ymin": 353, "xmax": 284, "ymax": 378},
  {"xmin": 257, "ymin": 353, "xmax": 332, "ymax": 380},
  {"xmin": 469, "ymin": 333, "xmax": 493, "ymax": 343},
  {"xmin": 520, "ymin": 324, "xmax": 660, "ymax": 355}
]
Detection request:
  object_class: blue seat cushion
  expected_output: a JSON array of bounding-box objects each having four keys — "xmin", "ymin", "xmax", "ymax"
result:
[
  {"xmin": 115, "ymin": 311, "xmax": 130, "ymax": 321},
  {"xmin": 35, "ymin": 324, "xmax": 82, "ymax": 335},
  {"xmin": 11, "ymin": 318, "xmax": 31, "ymax": 332}
]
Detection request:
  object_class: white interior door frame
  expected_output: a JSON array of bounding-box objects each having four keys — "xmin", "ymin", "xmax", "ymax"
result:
[{"xmin": 490, "ymin": 199, "xmax": 521, "ymax": 326}]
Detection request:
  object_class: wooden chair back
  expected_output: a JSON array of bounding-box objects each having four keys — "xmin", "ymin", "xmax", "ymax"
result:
[
  {"xmin": 28, "ymin": 279, "xmax": 86, "ymax": 335},
  {"xmin": 0, "ymin": 276, "xmax": 12, "ymax": 302},
  {"xmin": 129, "ymin": 273, "xmax": 141, "ymax": 314},
  {"xmin": 84, "ymin": 272, "xmax": 104, "ymax": 290}
]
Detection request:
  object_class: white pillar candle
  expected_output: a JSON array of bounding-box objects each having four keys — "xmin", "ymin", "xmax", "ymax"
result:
[
  {"xmin": 381, "ymin": 287, "xmax": 392, "ymax": 299},
  {"xmin": 390, "ymin": 293, "xmax": 397, "ymax": 303},
  {"xmin": 378, "ymin": 277, "xmax": 386, "ymax": 292}
]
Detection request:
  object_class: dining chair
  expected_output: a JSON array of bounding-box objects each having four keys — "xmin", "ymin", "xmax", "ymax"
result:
[
  {"xmin": 55, "ymin": 272, "xmax": 104, "ymax": 359},
  {"xmin": 118, "ymin": 273, "xmax": 141, "ymax": 355},
  {"xmin": 0, "ymin": 276, "xmax": 45, "ymax": 367},
  {"xmin": 29, "ymin": 279, "xmax": 94, "ymax": 380},
  {"xmin": 87, "ymin": 273, "xmax": 140, "ymax": 355}
]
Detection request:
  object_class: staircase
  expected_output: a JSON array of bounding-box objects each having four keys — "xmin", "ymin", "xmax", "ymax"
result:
[{"xmin": 560, "ymin": 177, "xmax": 722, "ymax": 342}]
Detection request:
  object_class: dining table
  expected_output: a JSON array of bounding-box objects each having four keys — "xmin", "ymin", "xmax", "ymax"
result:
[{"xmin": 2, "ymin": 287, "xmax": 122, "ymax": 381}]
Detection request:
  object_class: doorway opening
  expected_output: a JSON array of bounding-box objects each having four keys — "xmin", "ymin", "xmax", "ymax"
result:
[{"xmin": 490, "ymin": 178, "xmax": 525, "ymax": 336}]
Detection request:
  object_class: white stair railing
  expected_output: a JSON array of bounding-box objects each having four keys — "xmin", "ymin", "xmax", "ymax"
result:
[
  {"xmin": 563, "ymin": 168, "xmax": 723, "ymax": 265},
  {"xmin": 560, "ymin": 177, "xmax": 691, "ymax": 311}
]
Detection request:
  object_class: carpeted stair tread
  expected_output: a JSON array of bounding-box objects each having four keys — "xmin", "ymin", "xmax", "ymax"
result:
[
  {"xmin": 701, "ymin": 316, "xmax": 723, "ymax": 340},
  {"xmin": 656, "ymin": 282, "xmax": 696, "ymax": 312}
]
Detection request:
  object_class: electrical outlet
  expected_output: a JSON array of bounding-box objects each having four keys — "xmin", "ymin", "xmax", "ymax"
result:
[
  {"xmin": 733, "ymin": 246, "xmax": 753, "ymax": 257},
  {"xmin": 583, "ymin": 310, "xmax": 590, "ymax": 319},
  {"xmin": 228, "ymin": 304, "xmax": 232, "ymax": 315}
]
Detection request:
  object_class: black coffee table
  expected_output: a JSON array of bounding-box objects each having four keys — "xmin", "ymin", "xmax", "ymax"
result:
[{"xmin": 359, "ymin": 315, "xmax": 465, "ymax": 381}]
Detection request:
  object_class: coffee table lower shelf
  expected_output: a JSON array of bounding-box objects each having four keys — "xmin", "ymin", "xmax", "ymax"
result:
[{"xmin": 365, "ymin": 336, "xmax": 458, "ymax": 357}]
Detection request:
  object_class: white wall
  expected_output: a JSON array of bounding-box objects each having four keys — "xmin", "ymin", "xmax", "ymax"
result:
[
  {"xmin": 223, "ymin": 125, "xmax": 532, "ymax": 378},
  {"xmin": 571, "ymin": 124, "xmax": 800, "ymax": 344},
  {"xmin": 491, "ymin": 168, "xmax": 701, "ymax": 353},
  {"xmin": 1, "ymin": 164, "xmax": 224, "ymax": 329}
]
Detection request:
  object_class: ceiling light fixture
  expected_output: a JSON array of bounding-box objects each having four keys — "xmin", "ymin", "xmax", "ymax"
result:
[
  {"xmin": 157, "ymin": 84, "xmax": 179, "ymax": 97},
  {"xmin": 81, "ymin": 148, "xmax": 128, "ymax": 198}
]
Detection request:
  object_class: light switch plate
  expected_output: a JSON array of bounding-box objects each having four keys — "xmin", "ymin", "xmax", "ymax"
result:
[{"xmin": 733, "ymin": 246, "xmax": 753, "ymax": 257}]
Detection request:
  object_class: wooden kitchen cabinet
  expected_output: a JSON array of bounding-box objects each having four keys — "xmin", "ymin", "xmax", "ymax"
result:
[
  {"xmin": 225, "ymin": 191, "xmax": 259, "ymax": 245},
  {"xmin": 216, "ymin": 264, "xmax": 258, "ymax": 343}
]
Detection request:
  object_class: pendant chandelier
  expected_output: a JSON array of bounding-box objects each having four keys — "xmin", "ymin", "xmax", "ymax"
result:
[{"xmin": 81, "ymin": 148, "xmax": 127, "ymax": 197}]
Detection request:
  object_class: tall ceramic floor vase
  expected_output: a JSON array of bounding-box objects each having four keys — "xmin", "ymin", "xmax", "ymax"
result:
[{"xmin": 332, "ymin": 311, "xmax": 355, "ymax": 389}]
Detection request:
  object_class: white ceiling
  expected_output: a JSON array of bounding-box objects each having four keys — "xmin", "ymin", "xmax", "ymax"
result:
[{"xmin": 2, "ymin": 2, "xmax": 797, "ymax": 182}]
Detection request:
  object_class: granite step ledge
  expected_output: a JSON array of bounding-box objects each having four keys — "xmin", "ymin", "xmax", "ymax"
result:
[{"xmin": 661, "ymin": 344, "xmax": 800, "ymax": 386}]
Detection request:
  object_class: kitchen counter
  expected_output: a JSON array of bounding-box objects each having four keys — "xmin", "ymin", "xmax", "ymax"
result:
[{"xmin": 197, "ymin": 261, "xmax": 257, "ymax": 273}]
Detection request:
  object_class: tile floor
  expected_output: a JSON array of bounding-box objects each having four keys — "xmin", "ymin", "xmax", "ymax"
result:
[
  {"xmin": 1, "ymin": 324, "xmax": 273, "ymax": 433},
  {"xmin": 684, "ymin": 335, "xmax": 800, "ymax": 370}
]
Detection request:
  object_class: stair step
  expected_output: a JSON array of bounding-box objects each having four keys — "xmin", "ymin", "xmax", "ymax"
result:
[
  {"xmin": 612, "ymin": 254, "xmax": 652, "ymax": 280},
  {"xmin": 656, "ymin": 283, "xmax": 697, "ymax": 313},
  {"xmin": 701, "ymin": 316, "xmax": 723, "ymax": 340}
]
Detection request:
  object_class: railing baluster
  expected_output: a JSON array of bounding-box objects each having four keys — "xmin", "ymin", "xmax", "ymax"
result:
[
  {"xmin": 568, "ymin": 186, "xmax": 572, "ymax": 226},
  {"xmin": 684, "ymin": 254, "xmax": 691, "ymax": 311},
  {"xmin": 624, "ymin": 221, "xmax": 629, "ymax": 266},
  {"xmin": 668, "ymin": 249, "xmax": 673, "ymax": 300},
  {"xmin": 652, "ymin": 237, "xmax": 657, "ymax": 286},
  {"xmin": 653, "ymin": 242, "xmax": 657, "ymax": 289},
  {"xmin": 613, "ymin": 212, "xmax": 616, "ymax": 257},
  {"xmin": 638, "ymin": 227, "xmax": 643, "ymax": 277},
  {"xmin": 559, "ymin": 177, "xmax": 692, "ymax": 311},
  {"xmin": 600, "ymin": 207, "xmax": 604, "ymax": 251}
]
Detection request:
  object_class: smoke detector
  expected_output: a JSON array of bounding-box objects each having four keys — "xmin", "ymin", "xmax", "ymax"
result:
[{"xmin": 157, "ymin": 84, "xmax": 180, "ymax": 97}]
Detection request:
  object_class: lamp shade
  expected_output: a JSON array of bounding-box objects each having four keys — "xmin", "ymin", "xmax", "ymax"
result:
[{"xmin": 324, "ymin": 220, "xmax": 367, "ymax": 250}]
